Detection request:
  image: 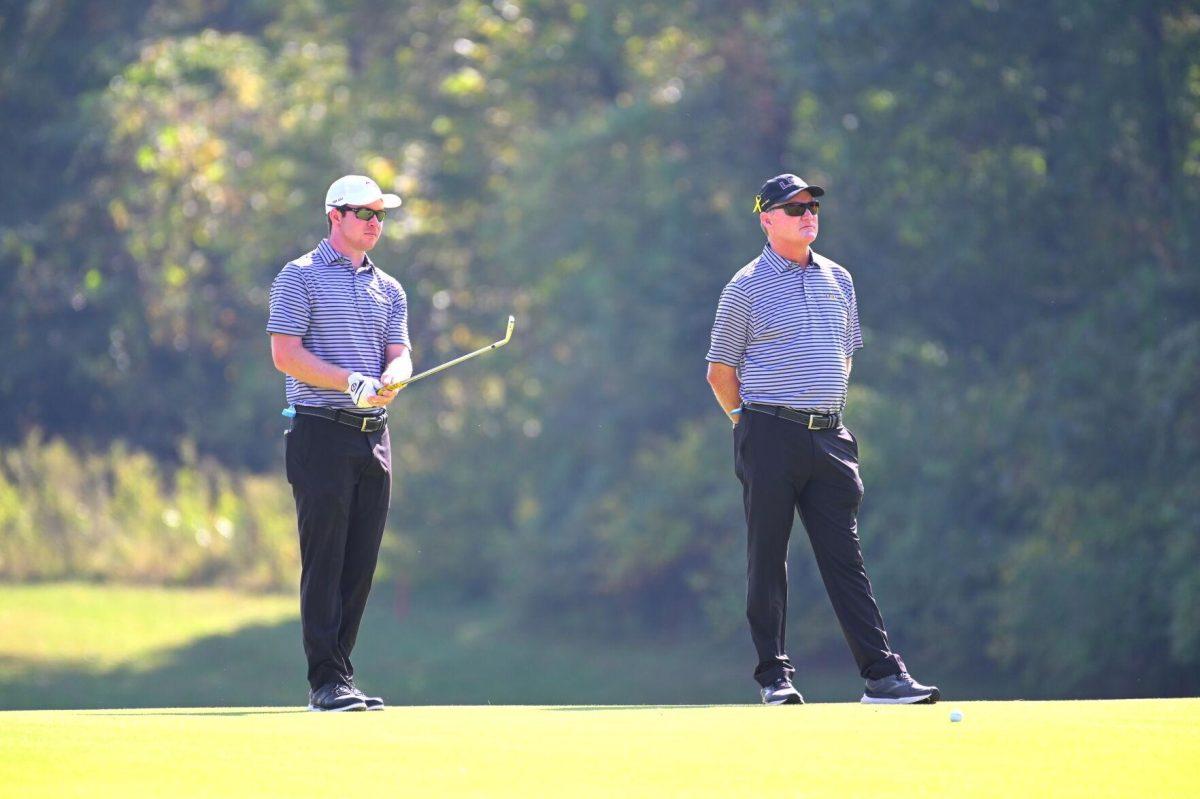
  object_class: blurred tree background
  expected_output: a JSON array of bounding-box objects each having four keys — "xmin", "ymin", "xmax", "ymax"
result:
[{"xmin": 1, "ymin": 0, "xmax": 1198, "ymax": 700}]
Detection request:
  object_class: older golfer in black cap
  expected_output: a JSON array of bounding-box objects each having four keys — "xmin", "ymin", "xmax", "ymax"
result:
[{"xmin": 706, "ymin": 173, "xmax": 940, "ymax": 705}]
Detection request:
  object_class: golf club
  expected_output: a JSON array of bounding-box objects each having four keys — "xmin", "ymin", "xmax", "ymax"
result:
[{"xmin": 383, "ymin": 315, "xmax": 515, "ymax": 391}]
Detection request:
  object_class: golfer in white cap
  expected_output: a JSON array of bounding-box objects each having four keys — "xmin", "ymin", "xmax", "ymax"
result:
[{"xmin": 267, "ymin": 174, "xmax": 412, "ymax": 711}]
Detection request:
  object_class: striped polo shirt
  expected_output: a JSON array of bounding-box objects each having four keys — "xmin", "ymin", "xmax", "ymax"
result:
[
  {"xmin": 267, "ymin": 239, "xmax": 410, "ymax": 409},
  {"xmin": 706, "ymin": 244, "xmax": 863, "ymax": 414}
]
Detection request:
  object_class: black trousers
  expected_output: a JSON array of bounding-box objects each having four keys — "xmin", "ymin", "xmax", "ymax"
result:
[
  {"xmin": 734, "ymin": 409, "xmax": 905, "ymax": 687},
  {"xmin": 285, "ymin": 414, "xmax": 391, "ymax": 690}
]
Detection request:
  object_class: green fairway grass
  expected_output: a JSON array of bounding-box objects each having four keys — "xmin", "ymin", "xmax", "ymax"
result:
[
  {"xmin": 0, "ymin": 582, "xmax": 862, "ymax": 709},
  {"xmin": 1, "ymin": 700, "xmax": 1196, "ymax": 798},
  {"xmin": 0, "ymin": 582, "xmax": 298, "ymax": 669}
]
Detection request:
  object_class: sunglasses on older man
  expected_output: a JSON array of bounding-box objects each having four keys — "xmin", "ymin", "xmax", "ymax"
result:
[
  {"xmin": 339, "ymin": 206, "xmax": 388, "ymax": 222},
  {"xmin": 773, "ymin": 200, "xmax": 820, "ymax": 216}
]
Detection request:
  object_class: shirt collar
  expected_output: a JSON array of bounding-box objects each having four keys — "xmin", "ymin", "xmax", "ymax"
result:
[
  {"xmin": 761, "ymin": 244, "xmax": 816, "ymax": 274},
  {"xmin": 316, "ymin": 239, "xmax": 374, "ymax": 271}
]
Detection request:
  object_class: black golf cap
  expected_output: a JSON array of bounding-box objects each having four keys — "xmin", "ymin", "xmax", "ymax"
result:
[{"xmin": 753, "ymin": 173, "xmax": 825, "ymax": 213}]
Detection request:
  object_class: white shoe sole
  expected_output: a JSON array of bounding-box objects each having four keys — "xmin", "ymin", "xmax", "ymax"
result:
[{"xmin": 859, "ymin": 693, "xmax": 934, "ymax": 705}]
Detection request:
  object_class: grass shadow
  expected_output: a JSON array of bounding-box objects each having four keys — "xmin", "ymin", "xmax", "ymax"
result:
[
  {"xmin": 547, "ymin": 704, "xmax": 731, "ymax": 711},
  {"xmin": 0, "ymin": 593, "xmax": 868, "ymax": 711},
  {"xmin": 84, "ymin": 709, "xmax": 310, "ymax": 717}
]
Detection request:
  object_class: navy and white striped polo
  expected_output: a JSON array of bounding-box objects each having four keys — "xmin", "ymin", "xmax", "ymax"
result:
[
  {"xmin": 706, "ymin": 244, "xmax": 863, "ymax": 414},
  {"xmin": 267, "ymin": 239, "xmax": 410, "ymax": 409}
]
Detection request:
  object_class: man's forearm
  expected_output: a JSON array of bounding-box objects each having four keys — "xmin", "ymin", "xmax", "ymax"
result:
[
  {"xmin": 276, "ymin": 344, "xmax": 352, "ymax": 392},
  {"xmin": 706, "ymin": 363, "xmax": 743, "ymax": 419},
  {"xmin": 710, "ymin": 378, "xmax": 741, "ymax": 413}
]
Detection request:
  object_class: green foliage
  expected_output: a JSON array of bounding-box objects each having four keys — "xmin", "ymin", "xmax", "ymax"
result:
[
  {"xmin": 1, "ymin": 0, "xmax": 1198, "ymax": 698},
  {"xmin": 0, "ymin": 434, "xmax": 297, "ymax": 590}
]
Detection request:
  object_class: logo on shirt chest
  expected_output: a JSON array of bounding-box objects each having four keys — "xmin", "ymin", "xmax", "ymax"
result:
[{"xmin": 365, "ymin": 284, "xmax": 389, "ymax": 305}]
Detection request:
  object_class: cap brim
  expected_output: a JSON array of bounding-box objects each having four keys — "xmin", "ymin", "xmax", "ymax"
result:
[
  {"xmin": 780, "ymin": 185, "xmax": 824, "ymax": 202},
  {"xmin": 325, "ymin": 194, "xmax": 403, "ymax": 210}
]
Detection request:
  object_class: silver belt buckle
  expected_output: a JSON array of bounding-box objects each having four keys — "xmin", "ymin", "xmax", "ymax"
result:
[{"xmin": 807, "ymin": 414, "xmax": 819, "ymax": 430}]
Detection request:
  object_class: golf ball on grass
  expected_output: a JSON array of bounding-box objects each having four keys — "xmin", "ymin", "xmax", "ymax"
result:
[{"xmin": 949, "ymin": 709, "xmax": 963, "ymax": 722}]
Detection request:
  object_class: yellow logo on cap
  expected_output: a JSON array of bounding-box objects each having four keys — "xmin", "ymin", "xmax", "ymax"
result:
[{"xmin": 753, "ymin": 195, "xmax": 765, "ymax": 213}]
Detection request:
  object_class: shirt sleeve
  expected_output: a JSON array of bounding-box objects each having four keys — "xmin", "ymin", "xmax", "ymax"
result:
[
  {"xmin": 844, "ymin": 276, "xmax": 863, "ymax": 357},
  {"xmin": 705, "ymin": 282, "xmax": 752, "ymax": 366},
  {"xmin": 266, "ymin": 264, "xmax": 310, "ymax": 336},
  {"xmin": 387, "ymin": 284, "xmax": 411, "ymax": 348}
]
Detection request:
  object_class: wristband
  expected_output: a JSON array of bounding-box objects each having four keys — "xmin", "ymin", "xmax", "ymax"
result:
[{"xmin": 727, "ymin": 408, "xmax": 742, "ymax": 418}]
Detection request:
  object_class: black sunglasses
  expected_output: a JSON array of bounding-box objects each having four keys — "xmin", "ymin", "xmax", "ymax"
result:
[
  {"xmin": 339, "ymin": 206, "xmax": 388, "ymax": 222},
  {"xmin": 774, "ymin": 200, "xmax": 820, "ymax": 216}
]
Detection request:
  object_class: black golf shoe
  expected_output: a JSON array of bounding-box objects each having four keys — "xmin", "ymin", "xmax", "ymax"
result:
[
  {"xmin": 860, "ymin": 672, "xmax": 940, "ymax": 705},
  {"xmin": 346, "ymin": 677, "xmax": 385, "ymax": 711},
  {"xmin": 760, "ymin": 677, "xmax": 804, "ymax": 705},
  {"xmin": 308, "ymin": 681, "xmax": 367, "ymax": 712}
]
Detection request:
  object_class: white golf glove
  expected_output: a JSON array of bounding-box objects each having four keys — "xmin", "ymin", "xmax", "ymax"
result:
[
  {"xmin": 345, "ymin": 372, "xmax": 382, "ymax": 408},
  {"xmin": 380, "ymin": 370, "xmax": 410, "ymax": 391}
]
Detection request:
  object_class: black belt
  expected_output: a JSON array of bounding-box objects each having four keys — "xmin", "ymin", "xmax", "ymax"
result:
[
  {"xmin": 743, "ymin": 402, "xmax": 841, "ymax": 430},
  {"xmin": 294, "ymin": 405, "xmax": 387, "ymax": 433}
]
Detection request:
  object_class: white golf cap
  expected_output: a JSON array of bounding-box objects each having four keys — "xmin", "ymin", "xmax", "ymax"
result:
[{"xmin": 324, "ymin": 175, "xmax": 402, "ymax": 211}]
